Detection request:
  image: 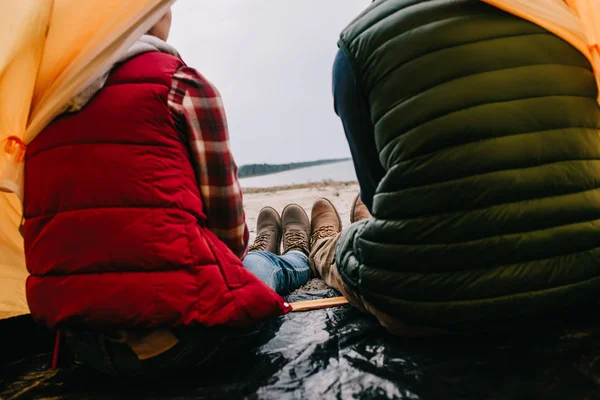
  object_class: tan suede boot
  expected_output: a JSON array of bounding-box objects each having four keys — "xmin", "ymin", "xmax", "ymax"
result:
[
  {"xmin": 281, "ymin": 204, "xmax": 310, "ymax": 255},
  {"xmin": 249, "ymin": 206, "xmax": 282, "ymax": 254},
  {"xmin": 350, "ymin": 194, "xmax": 372, "ymax": 223},
  {"xmin": 311, "ymin": 198, "xmax": 342, "ymax": 243}
]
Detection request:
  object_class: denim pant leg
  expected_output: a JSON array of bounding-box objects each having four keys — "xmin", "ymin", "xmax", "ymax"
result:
[
  {"xmin": 332, "ymin": 48, "xmax": 385, "ymax": 213},
  {"xmin": 243, "ymin": 250, "xmax": 311, "ymax": 295}
]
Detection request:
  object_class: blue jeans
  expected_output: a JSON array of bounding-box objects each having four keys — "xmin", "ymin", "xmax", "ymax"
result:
[
  {"xmin": 243, "ymin": 250, "xmax": 311, "ymax": 294},
  {"xmin": 66, "ymin": 250, "xmax": 310, "ymax": 376},
  {"xmin": 332, "ymin": 49, "xmax": 385, "ymax": 213}
]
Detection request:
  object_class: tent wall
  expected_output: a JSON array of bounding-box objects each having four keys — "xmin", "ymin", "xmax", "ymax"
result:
[{"xmin": 0, "ymin": 0, "xmax": 175, "ymax": 320}]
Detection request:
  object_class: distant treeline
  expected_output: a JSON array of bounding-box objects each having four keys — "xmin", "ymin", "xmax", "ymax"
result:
[{"xmin": 238, "ymin": 158, "xmax": 351, "ymax": 178}]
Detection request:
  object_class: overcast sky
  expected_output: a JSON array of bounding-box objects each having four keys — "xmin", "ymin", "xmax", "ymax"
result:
[{"xmin": 169, "ymin": 1, "xmax": 370, "ymax": 165}]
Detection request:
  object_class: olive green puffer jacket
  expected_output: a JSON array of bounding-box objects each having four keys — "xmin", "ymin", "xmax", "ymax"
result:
[{"xmin": 335, "ymin": 0, "xmax": 600, "ymax": 330}]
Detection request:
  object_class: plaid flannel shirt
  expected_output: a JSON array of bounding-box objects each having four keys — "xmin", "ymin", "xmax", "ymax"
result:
[{"xmin": 167, "ymin": 66, "xmax": 249, "ymax": 259}]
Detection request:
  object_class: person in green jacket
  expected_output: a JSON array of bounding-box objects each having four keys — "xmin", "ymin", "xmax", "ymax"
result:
[{"xmin": 307, "ymin": 0, "xmax": 600, "ymax": 335}]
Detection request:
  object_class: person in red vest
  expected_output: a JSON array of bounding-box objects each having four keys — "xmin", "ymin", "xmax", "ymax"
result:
[{"xmin": 23, "ymin": 8, "xmax": 311, "ymax": 375}]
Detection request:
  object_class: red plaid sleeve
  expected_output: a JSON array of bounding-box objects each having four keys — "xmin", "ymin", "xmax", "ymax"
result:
[{"xmin": 168, "ymin": 66, "xmax": 249, "ymax": 259}]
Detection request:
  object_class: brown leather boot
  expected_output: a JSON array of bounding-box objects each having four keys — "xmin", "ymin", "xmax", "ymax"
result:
[
  {"xmin": 311, "ymin": 198, "xmax": 342, "ymax": 243},
  {"xmin": 281, "ymin": 204, "xmax": 311, "ymax": 255},
  {"xmin": 249, "ymin": 206, "xmax": 281, "ymax": 254},
  {"xmin": 350, "ymin": 194, "xmax": 372, "ymax": 223}
]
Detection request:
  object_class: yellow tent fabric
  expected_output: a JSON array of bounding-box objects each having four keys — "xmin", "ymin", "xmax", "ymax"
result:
[
  {"xmin": 483, "ymin": 0, "xmax": 600, "ymax": 103},
  {"xmin": 0, "ymin": 0, "xmax": 174, "ymax": 319}
]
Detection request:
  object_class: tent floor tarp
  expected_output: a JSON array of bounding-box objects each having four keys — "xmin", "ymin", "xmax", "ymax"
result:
[{"xmin": 2, "ymin": 290, "xmax": 600, "ymax": 400}]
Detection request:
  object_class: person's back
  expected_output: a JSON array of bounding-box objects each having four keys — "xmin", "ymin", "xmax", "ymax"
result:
[
  {"xmin": 20, "ymin": 10, "xmax": 306, "ymax": 375},
  {"xmin": 327, "ymin": 0, "xmax": 600, "ymax": 332},
  {"xmin": 24, "ymin": 51, "xmax": 288, "ymax": 330}
]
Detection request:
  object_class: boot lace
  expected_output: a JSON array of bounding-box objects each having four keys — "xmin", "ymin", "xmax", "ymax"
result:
[
  {"xmin": 249, "ymin": 231, "xmax": 270, "ymax": 252},
  {"xmin": 311, "ymin": 225, "xmax": 338, "ymax": 243},
  {"xmin": 284, "ymin": 230, "xmax": 309, "ymax": 255}
]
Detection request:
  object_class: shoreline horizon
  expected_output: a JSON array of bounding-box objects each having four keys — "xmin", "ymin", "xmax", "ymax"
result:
[{"xmin": 242, "ymin": 180, "xmax": 358, "ymax": 194}]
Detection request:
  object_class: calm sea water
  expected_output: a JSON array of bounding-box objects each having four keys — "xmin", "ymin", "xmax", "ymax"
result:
[{"xmin": 239, "ymin": 159, "xmax": 357, "ymax": 188}]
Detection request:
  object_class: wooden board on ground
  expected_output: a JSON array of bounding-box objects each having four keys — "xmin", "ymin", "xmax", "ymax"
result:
[{"xmin": 290, "ymin": 296, "xmax": 349, "ymax": 312}]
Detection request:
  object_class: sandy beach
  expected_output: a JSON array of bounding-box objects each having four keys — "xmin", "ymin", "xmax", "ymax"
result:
[
  {"xmin": 243, "ymin": 180, "xmax": 360, "ymax": 293},
  {"xmin": 243, "ymin": 181, "xmax": 360, "ymax": 242}
]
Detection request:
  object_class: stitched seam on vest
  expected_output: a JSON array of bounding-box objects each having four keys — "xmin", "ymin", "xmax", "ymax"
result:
[
  {"xmin": 29, "ymin": 266, "xmax": 194, "ymax": 277},
  {"xmin": 360, "ymin": 273, "xmax": 600, "ymax": 305},
  {"xmin": 375, "ymin": 180, "xmax": 600, "ymax": 222},
  {"xmin": 360, "ymin": 208, "xmax": 600, "ymax": 248},
  {"xmin": 357, "ymin": 239, "xmax": 600, "ymax": 277},
  {"xmin": 344, "ymin": 0, "xmax": 548, "ymax": 92},
  {"xmin": 26, "ymin": 206, "xmax": 195, "ymax": 221},
  {"xmin": 373, "ymin": 63, "xmax": 593, "ymax": 115},
  {"xmin": 346, "ymin": 0, "xmax": 489, "ymax": 39},
  {"xmin": 104, "ymin": 80, "xmax": 170, "ymax": 88},
  {"xmin": 150, "ymin": 168, "xmax": 158, "ymax": 276},
  {"xmin": 378, "ymin": 95, "xmax": 597, "ymax": 161},
  {"xmin": 369, "ymin": 32, "xmax": 555, "ymax": 90},
  {"xmin": 339, "ymin": 261, "xmax": 361, "ymax": 295},
  {"xmin": 388, "ymin": 126, "xmax": 600, "ymax": 173},
  {"xmin": 377, "ymin": 93, "xmax": 595, "ymax": 140},
  {"xmin": 341, "ymin": 0, "xmax": 391, "ymax": 34},
  {"xmin": 359, "ymin": 220, "xmax": 600, "ymax": 260},
  {"xmin": 384, "ymin": 150, "xmax": 600, "ymax": 192},
  {"xmin": 27, "ymin": 142, "xmax": 179, "ymax": 160}
]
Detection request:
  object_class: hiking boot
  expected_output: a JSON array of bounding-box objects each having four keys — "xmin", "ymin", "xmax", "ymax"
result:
[
  {"xmin": 311, "ymin": 198, "xmax": 342, "ymax": 243},
  {"xmin": 350, "ymin": 194, "xmax": 371, "ymax": 223},
  {"xmin": 249, "ymin": 206, "xmax": 282, "ymax": 254},
  {"xmin": 281, "ymin": 204, "xmax": 310, "ymax": 255}
]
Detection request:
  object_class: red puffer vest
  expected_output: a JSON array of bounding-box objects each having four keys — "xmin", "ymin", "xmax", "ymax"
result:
[{"xmin": 23, "ymin": 52, "xmax": 290, "ymax": 330}]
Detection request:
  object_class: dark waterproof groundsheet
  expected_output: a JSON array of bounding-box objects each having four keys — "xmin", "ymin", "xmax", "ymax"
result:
[{"xmin": 2, "ymin": 290, "xmax": 600, "ymax": 400}]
